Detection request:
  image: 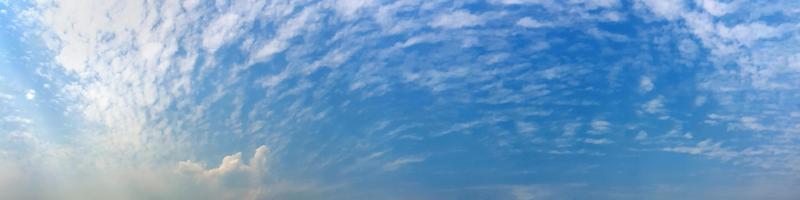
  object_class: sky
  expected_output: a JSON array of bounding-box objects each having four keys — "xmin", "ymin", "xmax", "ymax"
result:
[{"xmin": 1, "ymin": 0, "xmax": 799, "ymax": 199}]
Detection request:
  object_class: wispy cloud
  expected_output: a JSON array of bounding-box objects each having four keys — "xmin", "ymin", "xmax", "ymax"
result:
[{"xmin": 383, "ymin": 156, "xmax": 426, "ymax": 171}]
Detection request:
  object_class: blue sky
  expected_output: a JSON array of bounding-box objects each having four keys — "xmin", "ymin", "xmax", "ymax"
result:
[{"xmin": 1, "ymin": 0, "xmax": 800, "ymax": 199}]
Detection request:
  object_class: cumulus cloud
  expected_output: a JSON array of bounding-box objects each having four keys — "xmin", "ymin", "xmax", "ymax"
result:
[
  {"xmin": 24, "ymin": 89, "xmax": 35, "ymax": 100},
  {"xmin": 175, "ymin": 145, "xmax": 270, "ymax": 200},
  {"xmin": 0, "ymin": 145, "xmax": 270, "ymax": 200},
  {"xmin": 639, "ymin": 76, "xmax": 653, "ymax": 92}
]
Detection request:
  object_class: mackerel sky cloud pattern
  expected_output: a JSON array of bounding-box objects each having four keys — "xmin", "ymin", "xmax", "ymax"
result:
[{"xmin": 1, "ymin": 0, "xmax": 799, "ymax": 199}]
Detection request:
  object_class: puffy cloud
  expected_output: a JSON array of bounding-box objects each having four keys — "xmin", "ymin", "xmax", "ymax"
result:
[
  {"xmin": 639, "ymin": 76, "xmax": 653, "ymax": 92},
  {"xmin": 642, "ymin": 96, "xmax": 665, "ymax": 114},
  {"xmin": 175, "ymin": 145, "xmax": 270, "ymax": 200},
  {"xmin": 24, "ymin": 89, "xmax": 35, "ymax": 100},
  {"xmin": 0, "ymin": 145, "xmax": 270, "ymax": 200}
]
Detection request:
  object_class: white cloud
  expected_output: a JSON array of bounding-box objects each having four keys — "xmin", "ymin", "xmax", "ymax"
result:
[
  {"xmin": 516, "ymin": 17, "xmax": 552, "ymax": 28},
  {"xmin": 468, "ymin": 184, "xmax": 586, "ymax": 200},
  {"xmin": 574, "ymin": 0, "xmax": 620, "ymax": 9},
  {"xmin": 394, "ymin": 33, "xmax": 444, "ymax": 48},
  {"xmin": 695, "ymin": 0, "xmax": 735, "ymax": 16},
  {"xmin": 3, "ymin": 116, "xmax": 33, "ymax": 124},
  {"xmin": 694, "ymin": 95, "xmax": 707, "ymax": 106},
  {"xmin": 383, "ymin": 156, "xmax": 426, "ymax": 171},
  {"xmin": 251, "ymin": 6, "xmax": 318, "ymax": 63},
  {"xmin": 516, "ymin": 121, "xmax": 538, "ymax": 134},
  {"xmin": 640, "ymin": 0, "xmax": 685, "ymax": 20},
  {"xmin": 24, "ymin": 89, "xmax": 35, "ymax": 100},
  {"xmin": 739, "ymin": 116, "xmax": 766, "ymax": 131},
  {"xmin": 436, "ymin": 120, "xmax": 482, "ymax": 137},
  {"xmin": 662, "ymin": 139, "xmax": 737, "ymax": 161},
  {"xmin": 0, "ymin": 145, "xmax": 271, "ymax": 200},
  {"xmin": 429, "ymin": 10, "xmax": 485, "ymax": 29},
  {"xmin": 590, "ymin": 119, "xmax": 610, "ymax": 133},
  {"xmin": 583, "ymin": 138, "xmax": 613, "ymax": 144},
  {"xmin": 639, "ymin": 76, "xmax": 653, "ymax": 92},
  {"xmin": 178, "ymin": 145, "xmax": 269, "ymax": 187},
  {"xmin": 333, "ymin": 0, "xmax": 373, "ymax": 19},
  {"xmin": 510, "ymin": 185, "xmax": 554, "ymax": 200},
  {"xmin": 563, "ymin": 123, "xmax": 581, "ymax": 137},
  {"xmin": 13, "ymin": 0, "xmax": 798, "ymax": 196},
  {"xmin": 488, "ymin": 0, "xmax": 552, "ymax": 5},
  {"xmin": 202, "ymin": 13, "xmax": 245, "ymax": 54},
  {"xmin": 586, "ymin": 27, "xmax": 629, "ymax": 42},
  {"xmin": 635, "ymin": 131, "xmax": 648, "ymax": 140},
  {"xmin": 27, "ymin": 0, "xmax": 204, "ymax": 161},
  {"xmin": 663, "ymin": 142, "xmax": 705, "ymax": 154},
  {"xmin": 257, "ymin": 70, "xmax": 290, "ymax": 90},
  {"xmin": 642, "ymin": 96, "xmax": 665, "ymax": 114},
  {"xmin": 678, "ymin": 38, "xmax": 699, "ymax": 56},
  {"xmin": 0, "ymin": 93, "xmax": 13, "ymax": 100},
  {"xmin": 539, "ymin": 66, "xmax": 567, "ymax": 80},
  {"xmin": 716, "ymin": 22, "xmax": 783, "ymax": 48}
]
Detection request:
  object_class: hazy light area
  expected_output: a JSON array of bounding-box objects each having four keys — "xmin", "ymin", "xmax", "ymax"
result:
[{"xmin": 1, "ymin": 0, "xmax": 799, "ymax": 199}]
